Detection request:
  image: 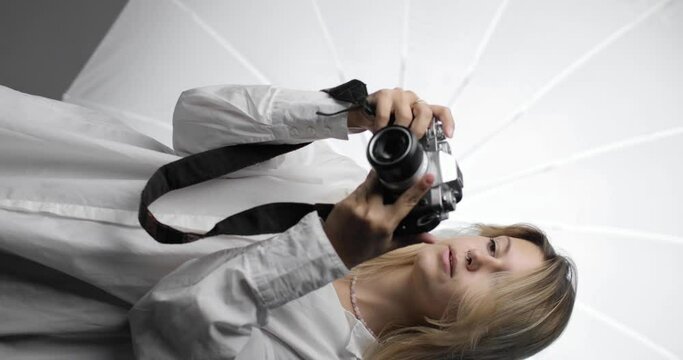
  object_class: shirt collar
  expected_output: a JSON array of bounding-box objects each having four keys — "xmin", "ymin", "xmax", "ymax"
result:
[{"xmin": 342, "ymin": 310, "xmax": 377, "ymax": 358}]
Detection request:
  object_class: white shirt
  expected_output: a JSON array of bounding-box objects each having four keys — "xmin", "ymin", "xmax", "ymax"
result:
[
  {"xmin": 130, "ymin": 212, "xmax": 375, "ymax": 359},
  {"xmin": 131, "ymin": 85, "xmax": 376, "ymax": 359},
  {"xmin": 0, "ymin": 84, "xmax": 374, "ymax": 359}
]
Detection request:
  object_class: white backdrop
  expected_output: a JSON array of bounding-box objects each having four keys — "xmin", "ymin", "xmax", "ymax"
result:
[{"xmin": 65, "ymin": 1, "xmax": 683, "ymax": 358}]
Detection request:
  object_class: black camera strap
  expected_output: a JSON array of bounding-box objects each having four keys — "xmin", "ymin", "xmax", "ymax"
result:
[
  {"xmin": 138, "ymin": 80, "xmax": 369, "ymax": 244},
  {"xmin": 138, "ymin": 142, "xmax": 335, "ymax": 244}
]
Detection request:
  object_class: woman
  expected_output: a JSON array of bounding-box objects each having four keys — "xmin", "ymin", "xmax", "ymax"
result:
[
  {"xmin": 340, "ymin": 225, "xmax": 576, "ymax": 360},
  {"xmin": 129, "ymin": 85, "xmax": 577, "ymax": 359}
]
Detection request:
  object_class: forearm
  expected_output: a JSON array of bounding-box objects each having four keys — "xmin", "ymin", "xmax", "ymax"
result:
[
  {"xmin": 129, "ymin": 212, "xmax": 348, "ymax": 359},
  {"xmin": 172, "ymin": 85, "xmax": 356, "ymax": 156}
]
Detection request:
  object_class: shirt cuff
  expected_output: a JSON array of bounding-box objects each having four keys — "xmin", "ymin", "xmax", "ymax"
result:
[{"xmin": 250, "ymin": 211, "xmax": 349, "ymax": 309}]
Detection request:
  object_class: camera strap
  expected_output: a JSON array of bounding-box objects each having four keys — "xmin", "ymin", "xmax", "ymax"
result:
[
  {"xmin": 318, "ymin": 79, "xmax": 374, "ymax": 117},
  {"xmin": 139, "ymin": 80, "xmax": 369, "ymax": 244},
  {"xmin": 138, "ymin": 142, "xmax": 336, "ymax": 244}
]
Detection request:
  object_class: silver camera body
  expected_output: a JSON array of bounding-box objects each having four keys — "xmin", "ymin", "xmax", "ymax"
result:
[{"xmin": 366, "ymin": 120, "xmax": 464, "ymax": 235}]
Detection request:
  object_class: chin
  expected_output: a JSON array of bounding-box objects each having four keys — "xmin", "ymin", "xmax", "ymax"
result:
[{"xmin": 413, "ymin": 245, "xmax": 443, "ymax": 284}]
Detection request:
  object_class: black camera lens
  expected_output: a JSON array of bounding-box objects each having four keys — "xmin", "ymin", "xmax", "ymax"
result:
[
  {"xmin": 367, "ymin": 126, "xmax": 426, "ymax": 189},
  {"xmin": 371, "ymin": 129, "xmax": 409, "ymax": 163}
]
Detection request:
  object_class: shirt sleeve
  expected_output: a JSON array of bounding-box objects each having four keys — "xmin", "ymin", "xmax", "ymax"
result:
[
  {"xmin": 172, "ymin": 84, "xmax": 364, "ymax": 156},
  {"xmin": 128, "ymin": 211, "xmax": 349, "ymax": 360}
]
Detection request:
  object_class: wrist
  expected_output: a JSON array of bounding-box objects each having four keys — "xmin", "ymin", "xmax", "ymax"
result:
[
  {"xmin": 347, "ymin": 107, "xmax": 370, "ymax": 132},
  {"xmin": 323, "ymin": 221, "xmax": 360, "ymax": 269}
]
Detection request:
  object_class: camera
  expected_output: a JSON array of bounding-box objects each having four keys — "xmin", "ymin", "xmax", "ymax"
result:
[{"xmin": 367, "ymin": 120, "xmax": 464, "ymax": 236}]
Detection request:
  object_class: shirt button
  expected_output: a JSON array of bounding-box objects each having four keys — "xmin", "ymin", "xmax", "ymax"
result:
[
  {"xmin": 323, "ymin": 127, "xmax": 332, "ymax": 136},
  {"xmin": 307, "ymin": 126, "xmax": 316, "ymax": 136},
  {"xmin": 291, "ymin": 128, "xmax": 299, "ymax": 136}
]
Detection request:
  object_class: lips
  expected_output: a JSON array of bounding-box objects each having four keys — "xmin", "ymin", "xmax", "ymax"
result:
[
  {"xmin": 449, "ymin": 248, "xmax": 455, "ymax": 277},
  {"xmin": 442, "ymin": 246, "xmax": 454, "ymax": 277}
]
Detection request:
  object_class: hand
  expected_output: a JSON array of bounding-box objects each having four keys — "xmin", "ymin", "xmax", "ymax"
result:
[
  {"xmin": 347, "ymin": 88, "xmax": 455, "ymax": 139},
  {"xmin": 323, "ymin": 170, "xmax": 437, "ymax": 269}
]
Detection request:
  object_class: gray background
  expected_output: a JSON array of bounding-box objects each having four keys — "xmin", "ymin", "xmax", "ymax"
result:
[{"xmin": 0, "ymin": 0, "xmax": 128, "ymax": 100}]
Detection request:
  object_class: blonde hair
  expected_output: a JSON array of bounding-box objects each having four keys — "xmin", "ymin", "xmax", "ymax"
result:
[{"xmin": 354, "ymin": 223, "xmax": 577, "ymax": 360}]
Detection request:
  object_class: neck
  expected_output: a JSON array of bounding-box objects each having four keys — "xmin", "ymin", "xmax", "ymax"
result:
[{"xmin": 334, "ymin": 265, "xmax": 421, "ymax": 336}]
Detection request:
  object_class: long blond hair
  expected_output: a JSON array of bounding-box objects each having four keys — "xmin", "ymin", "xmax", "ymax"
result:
[{"xmin": 354, "ymin": 223, "xmax": 577, "ymax": 360}]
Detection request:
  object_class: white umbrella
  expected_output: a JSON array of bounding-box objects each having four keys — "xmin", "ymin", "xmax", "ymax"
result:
[{"xmin": 64, "ymin": 0, "xmax": 683, "ymax": 358}]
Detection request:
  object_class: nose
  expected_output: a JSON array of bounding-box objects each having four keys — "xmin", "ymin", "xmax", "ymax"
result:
[{"xmin": 466, "ymin": 249, "xmax": 498, "ymax": 272}]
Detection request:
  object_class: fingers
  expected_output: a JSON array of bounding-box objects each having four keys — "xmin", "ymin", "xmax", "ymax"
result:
[
  {"xmin": 393, "ymin": 232, "xmax": 437, "ymax": 247},
  {"xmin": 389, "ymin": 173, "xmax": 435, "ymax": 226},
  {"xmin": 372, "ymin": 91, "xmax": 393, "ymax": 131},
  {"xmin": 368, "ymin": 88, "xmax": 418, "ymax": 131},
  {"xmin": 366, "ymin": 89, "xmax": 455, "ymax": 141},
  {"xmin": 410, "ymin": 102, "xmax": 433, "ymax": 139},
  {"xmin": 417, "ymin": 232, "xmax": 438, "ymax": 244},
  {"xmin": 431, "ymin": 105, "xmax": 455, "ymax": 138},
  {"xmin": 394, "ymin": 89, "xmax": 417, "ymax": 127}
]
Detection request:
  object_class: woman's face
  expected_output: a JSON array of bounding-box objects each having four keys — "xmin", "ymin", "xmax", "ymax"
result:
[{"xmin": 411, "ymin": 235, "xmax": 545, "ymax": 319}]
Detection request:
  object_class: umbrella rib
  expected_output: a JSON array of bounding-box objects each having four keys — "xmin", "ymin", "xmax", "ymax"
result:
[
  {"xmin": 575, "ymin": 301, "xmax": 680, "ymax": 360},
  {"xmin": 463, "ymin": 126, "xmax": 683, "ymax": 200},
  {"xmin": 444, "ymin": 216, "xmax": 683, "ymax": 246},
  {"xmin": 399, "ymin": 0, "xmax": 411, "ymax": 88},
  {"xmin": 448, "ymin": 0, "xmax": 511, "ymax": 107},
  {"xmin": 63, "ymin": 95, "xmax": 172, "ymax": 130},
  {"xmin": 459, "ymin": 0, "xmax": 675, "ymax": 162},
  {"xmin": 539, "ymin": 221, "xmax": 683, "ymax": 246},
  {"xmin": 310, "ymin": 0, "xmax": 347, "ymax": 83},
  {"xmin": 169, "ymin": 0, "xmax": 271, "ymax": 84}
]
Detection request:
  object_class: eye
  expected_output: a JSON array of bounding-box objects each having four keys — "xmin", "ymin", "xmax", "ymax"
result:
[{"xmin": 488, "ymin": 238, "xmax": 497, "ymax": 257}]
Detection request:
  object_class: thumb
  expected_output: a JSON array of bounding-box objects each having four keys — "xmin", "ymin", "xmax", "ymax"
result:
[
  {"xmin": 390, "ymin": 173, "xmax": 435, "ymax": 226},
  {"xmin": 352, "ymin": 170, "xmax": 378, "ymax": 200},
  {"xmin": 392, "ymin": 232, "xmax": 437, "ymax": 249}
]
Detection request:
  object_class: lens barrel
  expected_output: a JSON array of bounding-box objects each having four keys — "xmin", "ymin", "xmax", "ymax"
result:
[{"xmin": 367, "ymin": 126, "xmax": 426, "ymax": 189}]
